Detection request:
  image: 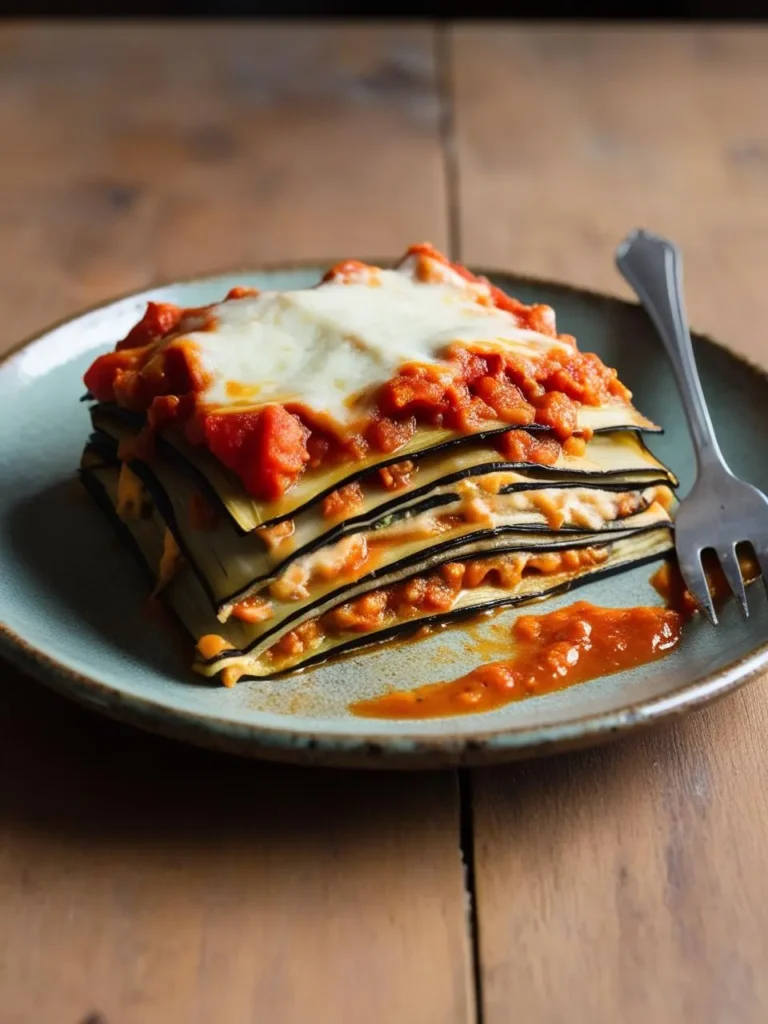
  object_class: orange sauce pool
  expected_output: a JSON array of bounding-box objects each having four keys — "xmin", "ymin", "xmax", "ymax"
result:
[
  {"xmin": 350, "ymin": 600, "xmax": 682, "ymax": 720},
  {"xmin": 350, "ymin": 551, "xmax": 763, "ymax": 721}
]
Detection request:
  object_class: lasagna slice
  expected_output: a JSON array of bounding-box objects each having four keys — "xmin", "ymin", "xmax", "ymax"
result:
[{"xmin": 79, "ymin": 243, "xmax": 676, "ymax": 686}]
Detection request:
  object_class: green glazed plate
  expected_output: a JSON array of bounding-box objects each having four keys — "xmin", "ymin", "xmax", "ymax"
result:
[{"xmin": 2, "ymin": 264, "xmax": 767, "ymax": 769}]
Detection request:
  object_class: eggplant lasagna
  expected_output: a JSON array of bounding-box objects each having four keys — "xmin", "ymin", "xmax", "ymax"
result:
[{"xmin": 79, "ymin": 244, "xmax": 676, "ymax": 687}]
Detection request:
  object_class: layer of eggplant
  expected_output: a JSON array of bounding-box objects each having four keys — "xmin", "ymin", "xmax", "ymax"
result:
[
  {"xmin": 81, "ymin": 458, "xmax": 258, "ymax": 654},
  {"xmin": 219, "ymin": 490, "xmax": 673, "ymax": 621},
  {"xmin": 198, "ymin": 526, "xmax": 675, "ymax": 680},
  {"xmin": 91, "ymin": 401, "xmax": 664, "ymax": 532},
  {"xmin": 87, "ymin": 422, "xmax": 674, "ymax": 621},
  {"xmin": 92, "ymin": 406, "xmax": 675, "ymax": 531},
  {"xmin": 189, "ymin": 506, "xmax": 674, "ymax": 672},
  {"xmin": 80, "ymin": 460, "xmax": 674, "ymax": 684}
]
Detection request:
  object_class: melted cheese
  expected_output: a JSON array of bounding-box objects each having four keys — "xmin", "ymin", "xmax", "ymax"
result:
[
  {"xmin": 115, "ymin": 463, "xmax": 147, "ymax": 521},
  {"xmin": 374, "ymin": 487, "xmax": 639, "ymax": 541},
  {"xmin": 268, "ymin": 534, "xmax": 369, "ymax": 602},
  {"xmin": 155, "ymin": 528, "xmax": 184, "ymax": 594},
  {"xmin": 172, "ymin": 262, "xmax": 570, "ymax": 424}
]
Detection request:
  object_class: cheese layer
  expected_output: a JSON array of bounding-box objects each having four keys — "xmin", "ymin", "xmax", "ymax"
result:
[{"xmin": 175, "ymin": 263, "xmax": 570, "ymax": 422}]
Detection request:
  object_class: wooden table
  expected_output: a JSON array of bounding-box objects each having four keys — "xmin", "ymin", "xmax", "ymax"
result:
[{"xmin": 2, "ymin": 23, "xmax": 768, "ymax": 1023}]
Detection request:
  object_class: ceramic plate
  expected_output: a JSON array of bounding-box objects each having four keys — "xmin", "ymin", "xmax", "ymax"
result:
[{"xmin": 2, "ymin": 264, "xmax": 768, "ymax": 768}]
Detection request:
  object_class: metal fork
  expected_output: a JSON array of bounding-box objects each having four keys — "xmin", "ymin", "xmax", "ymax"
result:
[{"xmin": 615, "ymin": 228, "xmax": 768, "ymax": 624}]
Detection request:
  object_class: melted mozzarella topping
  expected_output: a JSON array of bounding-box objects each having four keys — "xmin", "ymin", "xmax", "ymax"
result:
[{"xmin": 173, "ymin": 262, "xmax": 570, "ymax": 424}]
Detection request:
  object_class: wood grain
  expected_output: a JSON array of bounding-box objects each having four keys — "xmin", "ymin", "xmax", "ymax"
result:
[
  {"xmin": 0, "ymin": 22, "xmax": 448, "ymax": 344},
  {"xmin": 0, "ymin": 667, "xmax": 472, "ymax": 1024},
  {"xmin": 0, "ymin": 23, "xmax": 473, "ymax": 1024},
  {"xmin": 450, "ymin": 26, "xmax": 768, "ymax": 364},
  {"xmin": 469, "ymin": 692, "xmax": 768, "ymax": 1024},
  {"xmin": 450, "ymin": 25, "xmax": 768, "ymax": 1023}
]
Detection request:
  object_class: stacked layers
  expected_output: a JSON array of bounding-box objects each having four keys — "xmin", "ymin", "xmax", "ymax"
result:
[{"xmin": 79, "ymin": 244, "xmax": 676, "ymax": 686}]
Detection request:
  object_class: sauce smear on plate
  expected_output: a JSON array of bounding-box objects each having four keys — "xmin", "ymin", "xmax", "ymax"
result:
[
  {"xmin": 350, "ymin": 600, "xmax": 682, "ymax": 720},
  {"xmin": 353, "ymin": 551, "xmax": 762, "ymax": 720}
]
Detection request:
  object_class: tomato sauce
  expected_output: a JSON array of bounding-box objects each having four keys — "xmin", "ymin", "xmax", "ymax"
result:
[
  {"xmin": 115, "ymin": 301, "xmax": 185, "ymax": 351},
  {"xmin": 203, "ymin": 404, "xmax": 311, "ymax": 501},
  {"xmin": 350, "ymin": 600, "xmax": 683, "ymax": 719},
  {"xmin": 378, "ymin": 460, "xmax": 416, "ymax": 491},
  {"xmin": 230, "ymin": 595, "xmax": 274, "ymax": 625},
  {"xmin": 322, "ymin": 482, "xmax": 365, "ymax": 520},
  {"xmin": 650, "ymin": 550, "xmax": 760, "ymax": 614},
  {"xmin": 495, "ymin": 429, "xmax": 562, "ymax": 466}
]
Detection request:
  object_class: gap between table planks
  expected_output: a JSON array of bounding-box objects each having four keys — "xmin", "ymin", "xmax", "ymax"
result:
[
  {"xmin": 448, "ymin": 25, "xmax": 768, "ymax": 1024},
  {"xmin": 0, "ymin": 23, "xmax": 475, "ymax": 1024}
]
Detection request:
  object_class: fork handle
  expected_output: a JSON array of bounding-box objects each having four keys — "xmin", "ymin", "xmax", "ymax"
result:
[{"xmin": 615, "ymin": 229, "xmax": 725, "ymax": 473}]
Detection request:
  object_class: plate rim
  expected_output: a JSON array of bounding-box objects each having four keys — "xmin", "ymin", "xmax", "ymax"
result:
[{"xmin": 2, "ymin": 258, "xmax": 767, "ymax": 768}]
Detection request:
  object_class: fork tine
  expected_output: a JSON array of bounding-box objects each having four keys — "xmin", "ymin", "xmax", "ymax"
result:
[
  {"xmin": 717, "ymin": 545, "xmax": 749, "ymax": 618},
  {"xmin": 678, "ymin": 551, "xmax": 718, "ymax": 625}
]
